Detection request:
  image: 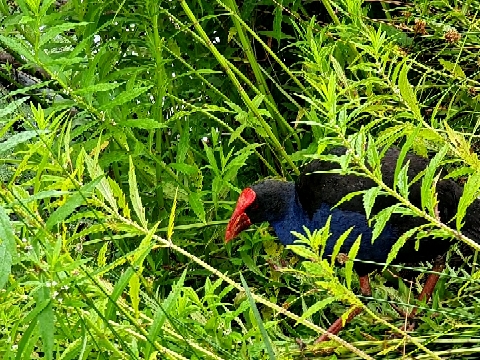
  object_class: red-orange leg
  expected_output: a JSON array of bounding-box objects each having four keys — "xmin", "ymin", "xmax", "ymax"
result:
[
  {"xmin": 392, "ymin": 256, "xmax": 446, "ymax": 319},
  {"xmin": 315, "ymin": 275, "xmax": 372, "ymax": 343}
]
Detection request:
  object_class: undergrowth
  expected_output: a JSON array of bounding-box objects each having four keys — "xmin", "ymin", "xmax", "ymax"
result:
[{"xmin": 0, "ymin": 0, "xmax": 480, "ymax": 358}]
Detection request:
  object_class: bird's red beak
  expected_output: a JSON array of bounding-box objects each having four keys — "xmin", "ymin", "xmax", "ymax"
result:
[{"xmin": 225, "ymin": 188, "xmax": 256, "ymax": 242}]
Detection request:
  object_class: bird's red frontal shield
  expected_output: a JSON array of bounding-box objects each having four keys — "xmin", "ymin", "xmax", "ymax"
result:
[{"xmin": 225, "ymin": 188, "xmax": 256, "ymax": 242}]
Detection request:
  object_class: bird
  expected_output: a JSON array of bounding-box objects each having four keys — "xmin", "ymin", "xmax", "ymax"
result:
[{"xmin": 225, "ymin": 146, "xmax": 480, "ymax": 341}]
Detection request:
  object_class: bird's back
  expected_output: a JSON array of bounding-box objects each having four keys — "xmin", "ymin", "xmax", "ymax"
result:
[{"xmin": 295, "ymin": 147, "xmax": 480, "ymax": 267}]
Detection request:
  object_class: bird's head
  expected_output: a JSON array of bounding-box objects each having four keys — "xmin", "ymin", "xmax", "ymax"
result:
[{"xmin": 225, "ymin": 179, "xmax": 294, "ymax": 242}]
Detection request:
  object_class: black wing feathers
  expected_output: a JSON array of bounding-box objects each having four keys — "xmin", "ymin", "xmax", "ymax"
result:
[{"xmin": 296, "ymin": 146, "xmax": 480, "ymax": 244}]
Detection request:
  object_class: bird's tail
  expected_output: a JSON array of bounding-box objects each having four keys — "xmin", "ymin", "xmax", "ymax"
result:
[{"xmin": 438, "ymin": 180, "xmax": 480, "ymax": 245}]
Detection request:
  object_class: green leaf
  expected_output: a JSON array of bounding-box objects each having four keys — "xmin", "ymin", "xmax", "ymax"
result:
[
  {"xmin": 72, "ymin": 82, "xmax": 122, "ymax": 94},
  {"xmin": 204, "ymin": 143, "xmax": 219, "ymax": 175},
  {"xmin": 398, "ymin": 64, "xmax": 421, "ymax": 120},
  {"xmin": 330, "ymin": 227, "xmax": 354, "ymax": 267},
  {"xmin": 240, "ymin": 252, "xmax": 263, "ymax": 276},
  {"xmin": 0, "ymin": 97, "xmax": 29, "ymax": 119},
  {"xmin": 298, "ymin": 297, "xmax": 336, "ymax": 324},
  {"xmin": 145, "ymin": 268, "xmax": 188, "ymax": 359},
  {"xmin": 115, "ymin": 119, "xmax": 167, "ymax": 130},
  {"xmin": 34, "ymin": 288, "xmax": 54, "ymax": 360},
  {"xmin": 168, "ymin": 188, "xmax": 178, "ymax": 240},
  {"xmin": 169, "ymin": 163, "xmax": 198, "ymax": 175},
  {"xmin": 240, "ymin": 273, "xmax": 276, "ymax": 360},
  {"xmin": 223, "ymin": 143, "xmax": 259, "ymax": 181},
  {"xmin": 363, "ymin": 187, "xmax": 380, "ymax": 219},
  {"xmin": 177, "ymin": 120, "xmax": 190, "ymax": 163},
  {"xmin": 287, "ymin": 244, "xmax": 318, "ymax": 260},
  {"xmin": 421, "ymin": 145, "xmax": 448, "ymax": 215},
  {"xmin": 371, "ymin": 205, "xmax": 397, "ymax": 243},
  {"xmin": 366, "ymin": 137, "xmax": 381, "ymax": 172},
  {"xmin": 0, "ymin": 242, "xmax": 12, "ymax": 289},
  {"xmin": 384, "ymin": 227, "xmax": 419, "ymax": 269},
  {"xmin": 188, "ymin": 191, "xmax": 206, "ymax": 223},
  {"xmin": 129, "ymin": 156, "xmax": 147, "ymax": 228},
  {"xmin": 397, "ymin": 162, "xmax": 410, "ymax": 199},
  {"xmin": 129, "ymin": 273, "xmax": 140, "ymax": 319},
  {"xmin": 394, "ymin": 126, "xmax": 420, "ymax": 189},
  {"xmin": 345, "ymin": 235, "xmax": 362, "ymax": 289},
  {"xmin": 39, "ymin": 22, "xmax": 89, "ymax": 47},
  {"xmin": 0, "ymin": 130, "xmax": 49, "ymax": 153},
  {"xmin": 456, "ymin": 171, "xmax": 480, "ymax": 230},
  {"xmin": 45, "ymin": 176, "xmax": 103, "ymax": 229},
  {"xmin": 83, "ymin": 150, "xmax": 118, "ymax": 213},
  {"xmin": 100, "ymin": 86, "xmax": 151, "ymax": 110},
  {"xmin": 0, "ymin": 34, "xmax": 35, "ymax": 62},
  {"xmin": 333, "ymin": 190, "xmax": 364, "ymax": 209},
  {"xmin": 0, "ymin": 206, "xmax": 17, "ymax": 265},
  {"xmin": 439, "ymin": 59, "xmax": 466, "ymax": 78}
]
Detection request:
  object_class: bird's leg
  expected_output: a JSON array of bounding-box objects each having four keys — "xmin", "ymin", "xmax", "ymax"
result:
[
  {"xmin": 392, "ymin": 255, "xmax": 446, "ymax": 320},
  {"xmin": 315, "ymin": 275, "xmax": 372, "ymax": 343}
]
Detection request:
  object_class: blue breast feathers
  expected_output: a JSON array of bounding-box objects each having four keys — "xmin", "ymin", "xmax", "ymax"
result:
[{"xmin": 269, "ymin": 191, "xmax": 398, "ymax": 263}]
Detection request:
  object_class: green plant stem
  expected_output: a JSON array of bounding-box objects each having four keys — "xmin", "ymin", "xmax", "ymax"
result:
[
  {"xmin": 116, "ymin": 212, "xmax": 374, "ymax": 359},
  {"xmin": 179, "ymin": 0, "xmax": 299, "ymax": 175}
]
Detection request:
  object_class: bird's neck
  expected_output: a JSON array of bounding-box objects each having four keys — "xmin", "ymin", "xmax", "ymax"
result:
[{"xmin": 269, "ymin": 186, "xmax": 313, "ymax": 245}]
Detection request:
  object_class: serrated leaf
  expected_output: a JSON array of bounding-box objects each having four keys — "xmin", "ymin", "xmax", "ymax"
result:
[
  {"xmin": 0, "ymin": 130, "xmax": 49, "ymax": 153},
  {"xmin": 223, "ymin": 144, "xmax": 259, "ymax": 181},
  {"xmin": 240, "ymin": 252, "xmax": 263, "ymax": 276},
  {"xmin": 444, "ymin": 122, "xmax": 480, "ymax": 169},
  {"xmin": 0, "ymin": 97, "xmax": 29, "ymax": 119},
  {"xmin": 439, "ymin": 59, "xmax": 466, "ymax": 78},
  {"xmin": 100, "ymin": 86, "xmax": 151, "ymax": 110},
  {"xmin": 287, "ymin": 245, "xmax": 318, "ymax": 260},
  {"xmin": 36, "ymin": 294, "xmax": 54, "ymax": 360},
  {"xmin": 204, "ymin": 143, "xmax": 219, "ymax": 174},
  {"xmin": 298, "ymin": 297, "xmax": 336, "ymax": 324},
  {"xmin": 366, "ymin": 137, "xmax": 380, "ymax": 172},
  {"xmin": 39, "ymin": 22, "xmax": 89, "ymax": 47},
  {"xmin": 188, "ymin": 192, "xmax": 205, "ymax": 223},
  {"xmin": 0, "ymin": 34, "xmax": 35, "ymax": 62},
  {"xmin": 372, "ymin": 205, "xmax": 397, "ymax": 243},
  {"xmin": 0, "ymin": 243, "xmax": 12, "ymax": 289},
  {"xmin": 129, "ymin": 273, "xmax": 140, "ymax": 319},
  {"xmin": 399, "ymin": 64, "xmax": 421, "ymax": 120},
  {"xmin": 98, "ymin": 241, "xmax": 109, "ymax": 267},
  {"xmin": 345, "ymin": 235, "xmax": 362, "ymax": 289},
  {"xmin": 177, "ymin": 122, "xmax": 190, "ymax": 163},
  {"xmin": 45, "ymin": 176, "xmax": 103, "ymax": 230},
  {"xmin": 397, "ymin": 162, "xmax": 410, "ymax": 198},
  {"xmin": 384, "ymin": 227, "xmax": 419, "ymax": 270},
  {"xmin": 116, "ymin": 119, "xmax": 167, "ymax": 130},
  {"xmin": 83, "ymin": 150, "xmax": 118, "ymax": 213},
  {"xmin": 333, "ymin": 190, "xmax": 364, "ymax": 209},
  {"xmin": 169, "ymin": 163, "xmax": 198, "ymax": 175},
  {"xmin": 421, "ymin": 145, "xmax": 448, "ymax": 215},
  {"xmin": 0, "ymin": 206, "xmax": 17, "ymax": 265},
  {"xmin": 145, "ymin": 268, "xmax": 188, "ymax": 358},
  {"xmin": 73, "ymin": 82, "xmax": 122, "ymax": 94},
  {"xmin": 168, "ymin": 188, "xmax": 178, "ymax": 240},
  {"xmin": 363, "ymin": 187, "xmax": 380, "ymax": 219},
  {"xmin": 129, "ymin": 156, "xmax": 147, "ymax": 228},
  {"xmin": 394, "ymin": 126, "xmax": 420, "ymax": 189},
  {"xmin": 228, "ymin": 123, "xmax": 247, "ymax": 145},
  {"xmin": 456, "ymin": 171, "xmax": 480, "ymax": 230},
  {"xmin": 330, "ymin": 227, "xmax": 354, "ymax": 267}
]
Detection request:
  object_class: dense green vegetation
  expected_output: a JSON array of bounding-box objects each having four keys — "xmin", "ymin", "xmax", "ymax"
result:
[{"xmin": 1, "ymin": 0, "xmax": 480, "ymax": 358}]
